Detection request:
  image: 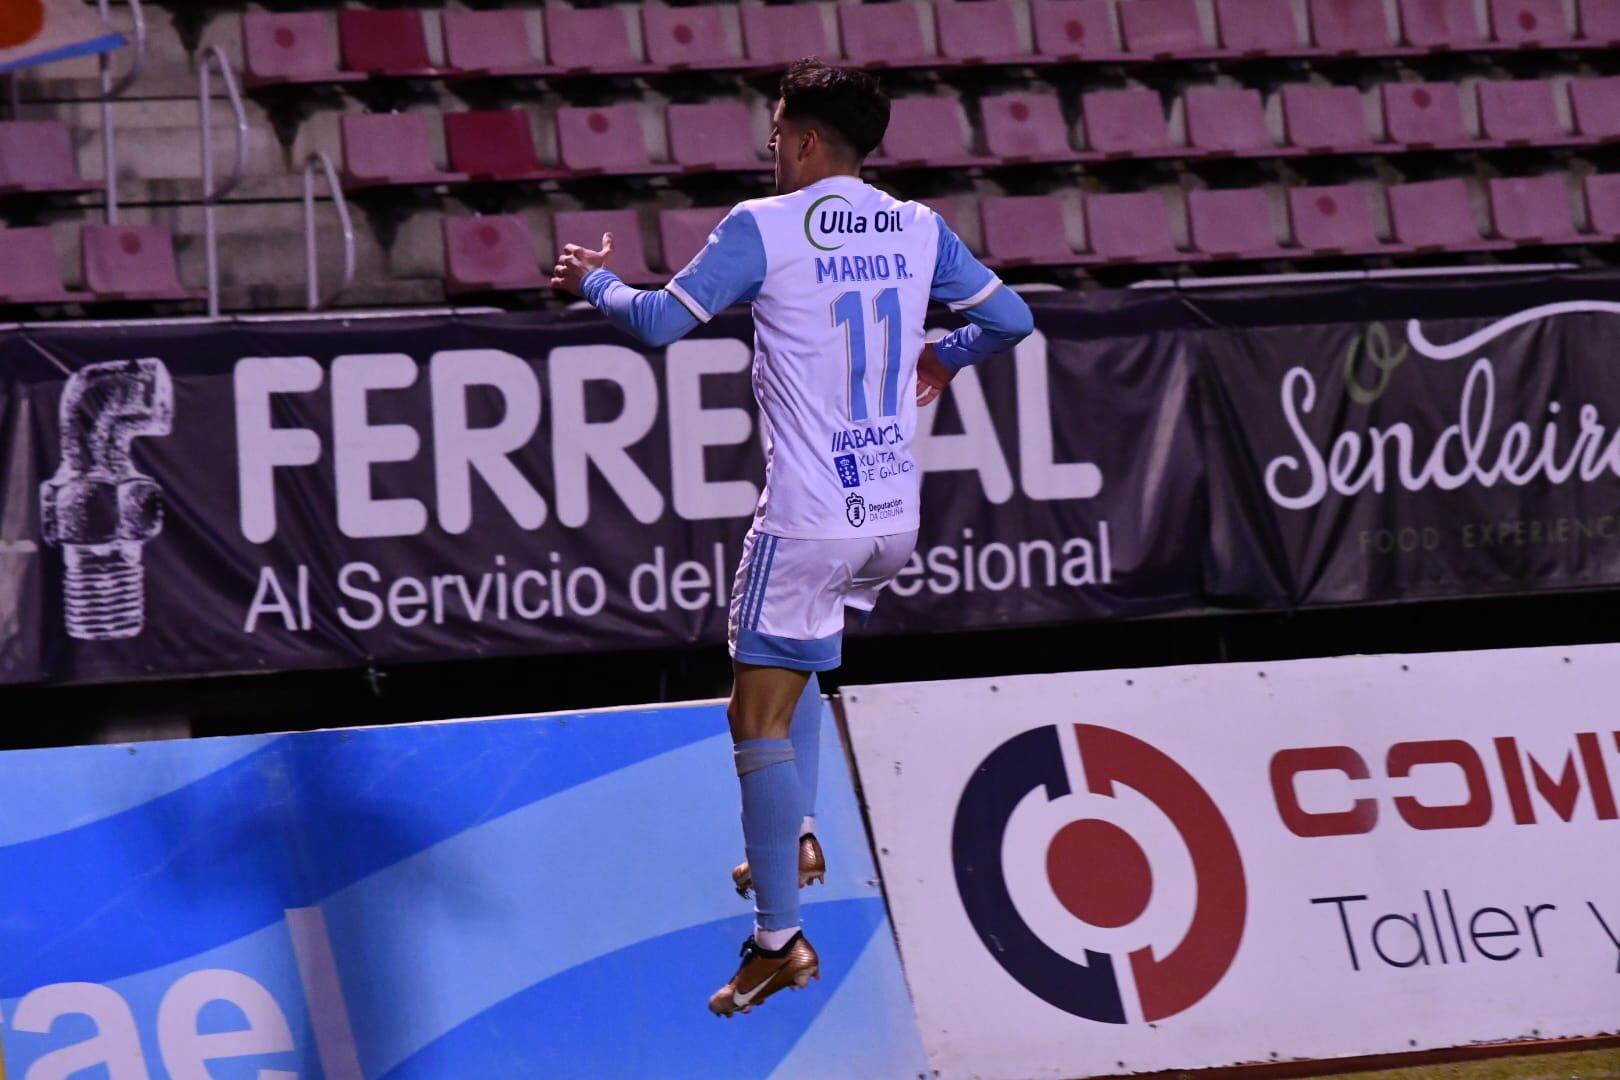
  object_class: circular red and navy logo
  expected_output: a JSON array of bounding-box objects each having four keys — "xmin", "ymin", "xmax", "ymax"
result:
[{"xmin": 952, "ymin": 724, "xmax": 1247, "ymax": 1023}]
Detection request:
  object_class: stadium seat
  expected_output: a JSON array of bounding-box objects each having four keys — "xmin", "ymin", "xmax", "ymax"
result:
[
  {"xmin": 1585, "ymin": 174, "xmax": 1620, "ymax": 235},
  {"xmin": 920, "ymin": 197, "xmax": 967, "ymax": 243},
  {"xmin": 1398, "ymin": 0, "xmax": 1486, "ymax": 47},
  {"xmin": 1185, "ymin": 88, "xmax": 1279, "ymax": 155},
  {"xmin": 1081, "ymin": 89, "xmax": 1174, "ymax": 157},
  {"xmin": 1476, "ymin": 80, "xmax": 1569, "ymax": 146},
  {"xmin": 1120, "ymin": 0, "xmax": 1212, "ymax": 56},
  {"xmin": 658, "ymin": 207, "xmax": 730, "ymax": 272},
  {"xmin": 342, "ymin": 113, "xmax": 463, "ymax": 188},
  {"xmin": 82, "ymin": 225, "xmax": 200, "ymax": 301},
  {"xmin": 1571, "ymin": 78, "xmax": 1620, "ymax": 141},
  {"xmin": 742, "ymin": 5, "xmax": 840, "ymax": 66},
  {"xmin": 839, "ymin": 2, "xmax": 937, "ymax": 66},
  {"xmin": 551, "ymin": 210, "xmax": 658, "ymax": 284},
  {"xmin": 443, "ymin": 215, "xmax": 545, "ymax": 293},
  {"xmin": 338, "ymin": 9, "xmax": 438, "ymax": 77},
  {"xmin": 0, "ymin": 121, "xmax": 95, "ymax": 194},
  {"xmin": 871, "ymin": 97, "xmax": 989, "ymax": 167},
  {"xmin": 644, "ymin": 5, "xmax": 745, "ymax": 70},
  {"xmin": 1280, "ymin": 85, "xmax": 1379, "ymax": 152},
  {"xmin": 0, "ymin": 228, "xmax": 89, "ymax": 303},
  {"xmin": 445, "ymin": 111, "xmax": 556, "ymax": 181},
  {"xmin": 1287, "ymin": 185, "xmax": 1396, "ymax": 254},
  {"xmin": 1215, "ymin": 0, "xmax": 1311, "ymax": 54},
  {"xmin": 1488, "ymin": 0, "xmax": 1576, "ymax": 43},
  {"xmin": 1386, "ymin": 179, "xmax": 1507, "ymax": 250},
  {"xmin": 557, "ymin": 106, "xmax": 673, "ymax": 175},
  {"xmin": 982, "ymin": 93, "xmax": 1074, "ymax": 162},
  {"xmin": 1189, "ymin": 188, "xmax": 1286, "ymax": 257},
  {"xmin": 667, "ymin": 103, "xmax": 768, "ymax": 172},
  {"xmin": 1310, "ymin": 0, "xmax": 1403, "ymax": 53},
  {"xmin": 1380, "ymin": 83, "xmax": 1471, "ymax": 148},
  {"xmin": 1487, "ymin": 174, "xmax": 1583, "ymax": 243},
  {"xmin": 1084, "ymin": 192, "xmax": 1183, "ymax": 262},
  {"xmin": 1033, "ymin": 0, "xmax": 1126, "ymax": 58},
  {"xmin": 980, "ymin": 196, "xmax": 1078, "ymax": 265},
  {"xmin": 241, "ymin": 12, "xmax": 357, "ymax": 86},
  {"xmin": 545, "ymin": 6, "xmax": 648, "ymax": 74},
  {"xmin": 1579, "ymin": 0, "xmax": 1620, "ymax": 41},
  {"xmin": 937, "ymin": 0, "xmax": 1030, "ymax": 62},
  {"xmin": 441, "ymin": 10, "xmax": 547, "ymax": 77}
]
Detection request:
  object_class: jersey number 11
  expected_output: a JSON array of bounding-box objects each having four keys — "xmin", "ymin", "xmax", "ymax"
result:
[{"xmin": 832, "ymin": 288, "xmax": 903, "ymax": 423}]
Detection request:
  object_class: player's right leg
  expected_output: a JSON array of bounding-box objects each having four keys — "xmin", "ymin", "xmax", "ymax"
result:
[{"xmin": 733, "ymin": 675, "xmax": 825, "ymax": 898}]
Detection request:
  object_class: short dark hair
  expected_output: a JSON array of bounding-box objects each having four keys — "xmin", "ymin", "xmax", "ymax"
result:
[{"xmin": 779, "ymin": 60, "xmax": 889, "ymax": 160}]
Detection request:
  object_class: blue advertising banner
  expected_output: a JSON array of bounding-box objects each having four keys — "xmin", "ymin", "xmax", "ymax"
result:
[{"xmin": 0, "ymin": 700, "xmax": 926, "ymax": 1078}]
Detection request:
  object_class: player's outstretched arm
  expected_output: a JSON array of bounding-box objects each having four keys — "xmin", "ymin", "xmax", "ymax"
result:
[{"xmin": 550, "ymin": 233, "xmax": 701, "ymax": 348}]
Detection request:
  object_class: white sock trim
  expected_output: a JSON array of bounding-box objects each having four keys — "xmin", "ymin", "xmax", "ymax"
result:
[
  {"xmin": 799, "ymin": 815, "xmax": 816, "ymax": 838},
  {"xmin": 755, "ymin": 925, "xmax": 800, "ymax": 952}
]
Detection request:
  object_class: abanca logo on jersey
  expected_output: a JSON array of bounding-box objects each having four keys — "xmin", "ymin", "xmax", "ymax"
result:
[{"xmin": 803, "ymin": 195, "xmax": 905, "ymax": 252}]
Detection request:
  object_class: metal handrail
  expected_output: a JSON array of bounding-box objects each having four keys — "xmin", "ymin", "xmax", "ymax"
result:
[
  {"xmin": 198, "ymin": 44, "xmax": 249, "ymax": 318},
  {"xmin": 302, "ymin": 152, "xmax": 357, "ymax": 311},
  {"xmin": 97, "ymin": 0, "xmax": 147, "ymax": 224}
]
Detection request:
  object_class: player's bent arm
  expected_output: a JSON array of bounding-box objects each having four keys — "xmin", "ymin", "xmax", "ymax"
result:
[
  {"xmin": 934, "ymin": 287, "xmax": 1034, "ymax": 373},
  {"xmin": 580, "ymin": 269, "xmax": 701, "ymax": 348}
]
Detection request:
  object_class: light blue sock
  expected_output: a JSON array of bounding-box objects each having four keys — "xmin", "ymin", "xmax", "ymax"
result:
[
  {"xmin": 735, "ymin": 738, "xmax": 802, "ymax": 933},
  {"xmin": 789, "ymin": 675, "xmax": 821, "ymax": 829}
]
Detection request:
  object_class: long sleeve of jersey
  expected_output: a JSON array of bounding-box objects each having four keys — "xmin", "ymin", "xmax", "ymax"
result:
[
  {"xmin": 928, "ymin": 214, "xmax": 1035, "ymax": 373},
  {"xmin": 579, "ymin": 206, "xmax": 766, "ymax": 347}
]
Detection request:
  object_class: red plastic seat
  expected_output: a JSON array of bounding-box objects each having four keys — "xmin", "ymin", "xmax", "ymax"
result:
[
  {"xmin": 443, "ymin": 215, "xmax": 545, "ymax": 293},
  {"xmin": 82, "ymin": 225, "xmax": 200, "ymax": 301},
  {"xmin": 742, "ymin": 5, "xmax": 840, "ymax": 66},
  {"xmin": 1216, "ymin": 0, "xmax": 1310, "ymax": 53},
  {"xmin": 445, "ymin": 110, "xmax": 555, "ymax": 181},
  {"xmin": 1189, "ymin": 188, "xmax": 1285, "ymax": 257},
  {"xmin": 1120, "ymin": 0, "xmax": 1211, "ymax": 55},
  {"xmin": 1287, "ymin": 185, "xmax": 1394, "ymax": 253},
  {"xmin": 1386, "ymin": 179, "xmax": 1505, "ymax": 250},
  {"xmin": 872, "ymin": 97, "xmax": 988, "ymax": 167},
  {"xmin": 1081, "ymin": 89, "xmax": 1173, "ymax": 157},
  {"xmin": 1310, "ymin": 0, "xmax": 1402, "ymax": 52},
  {"xmin": 644, "ymin": 5, "xmax": 744, "ymax": 70},
  {"xmin": 550, "ymin": 210, "xmax": 658, "ymax": 284},
  {"xmin": 338, "ymin": 9, "xmax": 437, "ymax": 77},
  {"xmin": 545, "ymin": 6, "xmax": 647, "ymax": 74},
  {"xmin": 342, "ymin": 112, "xmax": 462, "ymax": 188},
  {"xmin": 241, "ymin": 12, "xmax": 357, "ymax": 86},
  {"xmin": 839, "ymin": 2, "xmax": 937, "ymax": 66},
  {"xmin": 1571, "ymin": 78, "xmax": 1620, "ymax": 141},
  {"xmin": 1084, "ymin": 191, "xmax": 1183, "ymax": 261},
  {"xmin": 658, "ymin": 207, "xmax": 731, "ymax": 272},
  {"xmin": 1488, "ymin": 175, "xmax": 1582, "ymax": 243},
  {"xmin": 441, "ymin": 10, "xmax": 546, "ymax": 77},
  {"xmin": 937, "ymin": 0, "xmax": 1029, "ymax": 61},
  {"xmin": 1585, "ymin": 174, "xmax": 1620, "ymax": 235},
  {"xmin": 0, "ymin": 228, "xmax": 89, "ymax": 303},
  {"xmin": 1579, "ymin": 0, "xmax": 1620, "ymax": 41},
  {"xmin": 556, "ymin": 105, "xmax": 672, "ymax": 175},
  {"xmin": 1281, "ymin": 85, "xmax": 1377, "ymax": 151},
  {"xmin": 1033, "ymin": 0, "xmax": 1126, "ymax": 58},
  {"xmin": 668, "ymin": 103, "xmax": 767, "ymax": 171},
  {"xmin": 0, "ymin": 121, "xmax": 95, "ymax": 194},
  {"xmin": 980, "ymin": 196, "xmax": 1077, "ymax": 265},
  {"xmin": 1488, "ymin": 0, "xmax": 1576, "ymax": 42},
  {"xmin": 1185, "ymin": 87, "xmax": 1276, "ymax": 155},
  {"xmin": 1380, "ymin": 83, "xmax": 1471, "ymax": 148},
  {"xmin": 1398, "ymin": 0, "xmax": 1486, "ymax": 47},
  {"xmin": 1476, "ymin": 80, "xmax": 1568, "ymax": 145},
  {"xmin": 982, "ymin": 93, "xmax": 1073, "ymax": 162}
]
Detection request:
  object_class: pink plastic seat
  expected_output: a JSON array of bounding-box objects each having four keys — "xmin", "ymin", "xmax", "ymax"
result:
[
  {"xmin": 937, "ymin": 0, "xmax": 1030, "ymax": 61},
  {"xmin": 1579, "ymin": 0, "xmax": 1620, "ymax": 41},
  {"xmin": 1189, "ymin": 188, "xmax": 1284, "ymax": 257},
  {"xmin": 1216, "ymin": 0, "xmax": 1310, "ymax": 53},
  {"xmin": 1585, "ymin": 174, "xmax": 1620, "ymax": 234},
  {"xmin": 0, "ymin": 228, "xmax": 89, "ymax": 303},
  {"xmin": 1488, "ymin": 0, "xmax": 1576, "ymax": 42},
  {"xmin": 982, "ymin": 93, "xmax": 1073, "ymax": 162},
  {"xmin": 1081, "ymin": 89, "xmax": 1173, "ymax": 157},
  {"xmin": 1084, "ymin": 191, "xmax": 1183, "ymax": 261},
  {"xmin": 920, "ymin": 197, "xmax": 968, "ymax": 245},
  {"xmin": 1387, "ymin": 179, "xmax": 1505, "ymax": 250},
  {"xmin": 1310, "ymin": 0, "xmax": 1401, "ymax": 52},
  {"xmin": 1399, "ymin": 0, "xmax": 1486, "ymax": 47},
  {"xmin": 445, "ymin": 111, "xmax": 555, "ymax": 181},
  {"xmin": 556, "ymin": 105, "xmax": 672, "ymax": 175},
  {"xmin": 441, "ymin": 10, "xmax": 546, "ymax": 77},
  {"xmin": 1488, "ymin": 175, "xmax": 1581, "ymax": 242},
  {"xmin": 241, "ymin": 12, "xmax": 357, "ymax": 86},
  {"xmin": 644, "ymin": 5, "xmax": 744, "ymax": 70},
  {"xmin": 443, "ymin": 215, "xmax": 545, "ymax": 293},
  {"xmin": 545, "ymin": 7, "xmax": 647, "ymax": 73},
  {"xmin": 1380, "ymin": 83, "xmax": 1471, "ymax": 147},
  {"xmin": 339, "ymin": 9, "xmax": 437, "ymax": 77},
  {"xmin": 1571, "ymin": 78, "xmax": 1620, "ymax": 141},
  {"xmin": 1033, "ymin": 0, "xmax": 1126, "ymax": 58},
  {"xmin": 1185, "ymin": 87, "xmax": 1276, "ymax": 155},
  {"xmin": 0, "ymin": 121, "xmax": 94, "ymax": 194},
  {"xmin": 1120, "ymin": 0, "xmax": 1211, "ymax": 55},
  {"xmin": 342, "ymin": 112, "xmax": 462, "ymax": 187},
  {"xmin": 668, "ymin": 103, "xmax": 767, "ymax": 171},
  {"xmin": 1281, "ymin": 85, "xmax": 1377, "ymax": 151},
  {"xmin": 980, "ymin": 196, "xmax": 1077, "ymax": 265},
  {"xmin": 872, "ymin": 97, "xmax": 988, "ymax": 166},
  {"xmin": 658, "ymin": 207, "xmax": 731, "ymax": 272},
  {"xmin": 839, "ymin": 3, "xmax": 937, "ymax": 66},
  {"xmin": 742, "ymin": 5, "xmax": 840, "ymax": 66},
  {"xmin": 550, "ymin": 210, "xmax": 658, "ymax": 284},
  {"xmin": 82, "ymin": 225, "xmax": 200, "ymax": 301},
  {"xmin": 1476, "ymin": 80, "xmax": 1567, "ymax": 145},
  {"xmin": 1287, "ymin": 185, "xmax": 1393, "ymax": 253}
]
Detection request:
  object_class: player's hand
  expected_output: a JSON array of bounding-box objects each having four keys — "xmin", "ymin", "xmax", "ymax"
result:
[
  {"xmin": 550, "ymin": 232, "xmax": 615, "ymax": 296},
  {"xmin": 916, "ymin": 342, "xmax": 953, "ymax": 407}
]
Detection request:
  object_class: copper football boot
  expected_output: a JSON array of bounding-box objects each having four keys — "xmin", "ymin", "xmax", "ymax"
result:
[
  {"xmin": 708, "ymin": 931, "xmax": 821, "ymax": 1017},
  {"xmin": 732, "ymin": 833, "xmax": 826, "ymax": 898}
]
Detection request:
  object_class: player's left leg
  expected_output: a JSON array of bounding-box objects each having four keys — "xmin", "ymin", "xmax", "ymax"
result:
[{"xmin": 732, "ymin": 676, "xmax": 826, "ymax": 899}]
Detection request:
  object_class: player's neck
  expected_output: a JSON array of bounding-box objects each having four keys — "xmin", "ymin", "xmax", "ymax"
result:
[{"xmin": 795, "ymin": 165, "xmax": 862, "ymax": 190}]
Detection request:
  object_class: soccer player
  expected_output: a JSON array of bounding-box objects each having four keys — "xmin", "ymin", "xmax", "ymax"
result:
[{"xmin": 551, "ymin": 60, "xmax": 1033, "ymax": 1016}]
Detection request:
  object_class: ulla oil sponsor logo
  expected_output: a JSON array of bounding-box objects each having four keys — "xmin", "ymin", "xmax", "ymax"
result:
[{"xmin": 802, "ymin": 194, "xmax": 905, "ymax": 253}]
